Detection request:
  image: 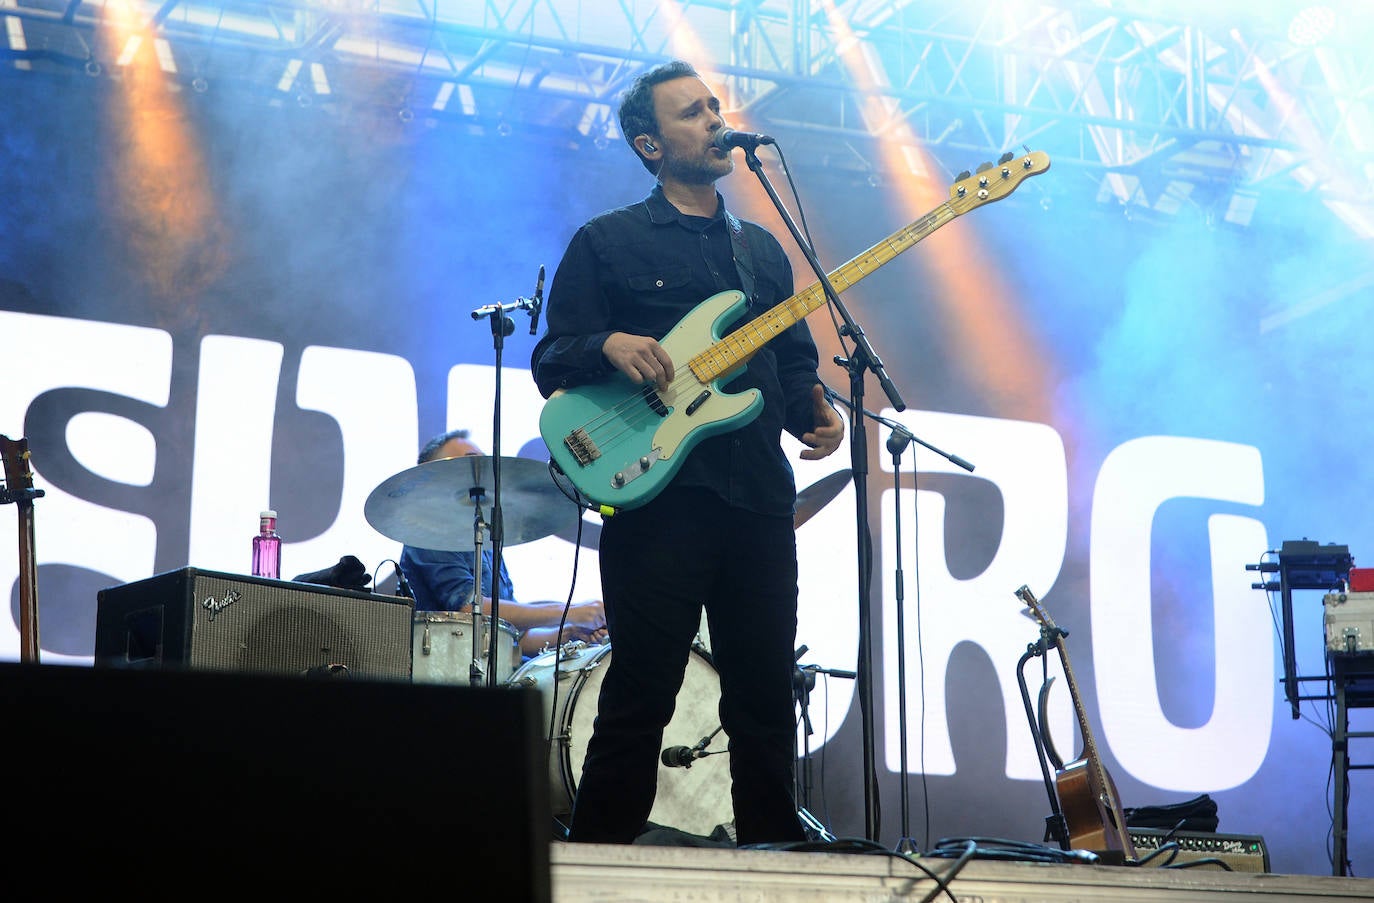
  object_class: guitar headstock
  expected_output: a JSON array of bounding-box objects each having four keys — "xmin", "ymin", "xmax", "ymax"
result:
[
  {"xmin": 949, "ymin": 150, "xmax": 1050, "ymax": 212},
  {"xmin": 1014, "ymin": 583, "xmax": 1059, "ymax": 633},
  {"xmin": 0, "ymin": 434, "xmax": 38, "ymax": 501}
]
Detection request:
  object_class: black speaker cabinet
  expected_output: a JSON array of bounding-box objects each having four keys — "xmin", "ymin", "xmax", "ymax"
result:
[
  {"xmin": 1, "ymin": 661, "xmax": 551, "ymax": 898},
  {"xmin": 95, "ymin": 567, "xmax": 412, "ymax": 680}
]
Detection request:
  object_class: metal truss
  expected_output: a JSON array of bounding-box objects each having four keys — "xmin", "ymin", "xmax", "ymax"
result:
[{"xmin": 3, "ymin": 0, "xmax": 1371, "ymax": 232}]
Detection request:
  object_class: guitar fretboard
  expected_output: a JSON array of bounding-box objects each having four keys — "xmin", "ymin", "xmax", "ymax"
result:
[{"xmin": 686, "ymin": 152, "xmax": 1049, "ymax": 383}]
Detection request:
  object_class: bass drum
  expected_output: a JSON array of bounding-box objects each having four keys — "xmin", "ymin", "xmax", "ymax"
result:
[{"xmin": 510, "ymin": 641, "xmax": 732, "ymax": 839}]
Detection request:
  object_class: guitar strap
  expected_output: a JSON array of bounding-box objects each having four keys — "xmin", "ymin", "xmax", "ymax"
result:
[{"xmin": 724, "ymin": 210, "xmax": 757, "ymax": 303}]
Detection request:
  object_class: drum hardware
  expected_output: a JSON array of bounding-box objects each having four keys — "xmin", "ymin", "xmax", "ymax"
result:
[
  {"xmin": 793, "ymin": 468, "xmax": 852, "ymax": 530},
  {"xmin": 412, "ymin": 611, "xmax": 519, "ymax": 686},
  {"xmin": 794, "ymin": 649, "xmax": 855, "ymax": 843},
  {"xmin": 364, "ymin": 450, "xmax": 573, "ymax": 688},
  {"xmin": 364, "ymin": 455, "xmax": 568, "ymax": 553},
  {"xmin": 509, "ymin": 642, "xmax": 732, "ymax": 837},
  {"xmin": 660, "ymin": 724, "xmax": 725, "ymax": 768}
]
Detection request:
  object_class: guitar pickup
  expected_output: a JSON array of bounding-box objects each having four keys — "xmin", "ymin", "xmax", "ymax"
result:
[
  {"xmin": 564, "ymin": 429, "xmax": 600, "ymax": 466},
  {"xmin": 645, "ymin": 388, "xmax": 669, "ymax": 417},
  {"xmin": 685, "ymin": 390, "xmax": 711, "ymax": 416}
]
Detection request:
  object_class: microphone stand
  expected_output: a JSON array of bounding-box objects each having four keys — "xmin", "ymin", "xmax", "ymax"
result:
[
  {"xmin": 794, "ymin": 658, "xmax": 855, "ymax": 842},
  {"xmin": 470, "ymin": 271, "xmax": 543, "ymax": 688},
  {"xmin": 822, "ymin": 386, "xmax": 974, "ymax": 852},
  {"xmin": 738, "ymin": 141, "xmax": 901, "ymax": 843}
]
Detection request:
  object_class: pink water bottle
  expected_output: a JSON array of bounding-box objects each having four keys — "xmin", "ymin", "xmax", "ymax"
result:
[{"xmin": 251, "ymin": 509, "xmax": 281, "ymax": 579}]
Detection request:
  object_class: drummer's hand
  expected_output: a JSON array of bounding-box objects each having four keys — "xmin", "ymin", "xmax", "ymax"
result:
[
  {"xmin": 564, "ymin": 601, "xmax": 608, "ymax": 645},
  {"xmin": 565, "ymin": 600, "xmax": 606, "ymax": 628}
]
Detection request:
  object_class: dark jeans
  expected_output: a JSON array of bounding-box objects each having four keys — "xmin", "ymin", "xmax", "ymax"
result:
[{"xmin": 567, "ymin": 486, "xmax": 806, "ymax": 846}]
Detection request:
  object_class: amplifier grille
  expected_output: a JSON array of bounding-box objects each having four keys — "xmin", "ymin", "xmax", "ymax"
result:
[{"xmin": 96, "ymin": 567, "xmax": 412, "ymax": 680}]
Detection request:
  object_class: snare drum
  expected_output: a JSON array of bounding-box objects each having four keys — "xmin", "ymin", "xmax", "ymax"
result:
[
  {"xmin": 509, "ymin": 641, "xmax": 733, "ymax": 838},
  {"xmin": 411, "ymin": 611, "xmax": 519, "ymax": 685}
]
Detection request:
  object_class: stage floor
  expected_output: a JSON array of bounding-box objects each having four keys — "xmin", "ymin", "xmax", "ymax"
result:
[{"xmin": 549, "ymin": 843, "xmax": 1374, "ymax": 903}]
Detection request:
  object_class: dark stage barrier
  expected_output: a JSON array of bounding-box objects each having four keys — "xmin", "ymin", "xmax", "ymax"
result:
[{"xmin": 2, "ymin": 660, "xmax": 551, "ymax": 898}]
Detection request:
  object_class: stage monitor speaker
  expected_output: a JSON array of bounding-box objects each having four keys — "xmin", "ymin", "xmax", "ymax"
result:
[
  {"xmin": 1130, "ymin": 828, "xmax": 1270, "ymax": 873},
  {"xmin": 95, "ymin": 567, "xmax": 412, "ymax": 680},
  {"xmin": 2, "ymin": 660, "xmax": 551, "ymax": 898}
]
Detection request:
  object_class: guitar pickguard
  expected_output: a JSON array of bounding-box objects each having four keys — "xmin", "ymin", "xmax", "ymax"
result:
[{"xmin": 540, "ymin": 290, "xmax": 761, "ymax": 511}]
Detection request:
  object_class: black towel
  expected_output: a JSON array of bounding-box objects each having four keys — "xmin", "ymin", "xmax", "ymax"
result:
[{"xmin": 293, "ymin": 555, "xmax": 371, "ymax": 591}]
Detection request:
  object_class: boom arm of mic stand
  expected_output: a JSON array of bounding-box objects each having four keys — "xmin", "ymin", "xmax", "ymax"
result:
[{"xmin": 822, "ymin": 385, "xmax": 975, "ymax": 473}]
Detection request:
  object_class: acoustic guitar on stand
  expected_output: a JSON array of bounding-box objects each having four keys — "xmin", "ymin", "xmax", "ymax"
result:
[
  {"xmin": 541, "ymin": 151, "xmax": 1051, "ymax": 512},
  {"xmin": 1, "ymin": 434, "xmax": 44, "ymax": 663},
  {"xmin": 1015, "ymin": 584, "xmax": 1136, "ymax": 863}
]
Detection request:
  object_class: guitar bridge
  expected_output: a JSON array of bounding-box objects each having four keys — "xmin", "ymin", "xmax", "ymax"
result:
[{"xmin": 564, "ymin": 429, "xmax": 600, "ymax": 466}]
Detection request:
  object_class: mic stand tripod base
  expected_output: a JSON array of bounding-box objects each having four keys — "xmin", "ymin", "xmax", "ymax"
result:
[{"xmin": 797, "ymin": 807, "xmax": 835, "ymax": 844}]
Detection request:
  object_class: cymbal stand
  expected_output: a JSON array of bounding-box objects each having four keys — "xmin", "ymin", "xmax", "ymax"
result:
[
  {"xmin": 468, "ymin": 495, "xmax": 491, "ymax": 687},
  {"xmin": 470, "ymin": 267, "xmax": 542, "ymax": 688}
]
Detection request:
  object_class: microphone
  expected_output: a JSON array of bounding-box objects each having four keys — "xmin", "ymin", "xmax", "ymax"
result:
[
  {"xmin": 711, "ymin": 128, "xmax": 775, "ymax": 153},
  {"xmin": 394, "ymin": 564, "xmax": 412, "ymax": 600},
  {"xmin": 660, "ymin": 745, "xmax": 706, "ymax": 768},
  {"xmin": 528, "ymin": 264, "xmax": 545, "ymax": 336}
]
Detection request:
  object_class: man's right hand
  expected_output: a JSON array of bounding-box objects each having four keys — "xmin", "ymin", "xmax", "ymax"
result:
[{"xmin": 603, "ymin": 332, "xmax": 675, "ymax": 390}]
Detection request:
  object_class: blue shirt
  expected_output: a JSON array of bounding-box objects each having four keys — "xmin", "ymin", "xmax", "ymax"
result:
[{"xmin": 399, "ymin": 546, "xmax": 516, "ymax": 613}]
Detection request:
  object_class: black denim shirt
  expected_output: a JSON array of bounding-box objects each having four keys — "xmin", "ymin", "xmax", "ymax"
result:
[{"xmin": 531, "ymin": 185, "xmax": 823, "ymax": 517}]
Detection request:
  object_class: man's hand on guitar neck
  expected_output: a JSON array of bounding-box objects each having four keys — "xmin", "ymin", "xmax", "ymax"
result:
[
  {"xmin": 604, "ymin": 332, "xmax": 675, "ymax": 390},
  {"xmin": 800, "ymin": 384, "xmax": 845, "ymax": 461}
]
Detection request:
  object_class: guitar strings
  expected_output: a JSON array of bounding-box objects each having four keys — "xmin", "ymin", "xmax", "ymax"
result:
[{"xmin": 567, "ymin": 286, "xmax": 825, "ymax": 454}]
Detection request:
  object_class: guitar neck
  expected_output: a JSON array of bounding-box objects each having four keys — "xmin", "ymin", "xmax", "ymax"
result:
[
  {"xmin": 686, "ymin": 151, "xmax": 1050, "ymax": 382},
  {"xmin": 1050, "ymin": 633, "xmax": 1105, "ymax": 772},
  {"xmin": 690, "ymin": 201, "xmax": 959, "ymax": 382},
  {"xmin": 1, "ymin": 434, "xmax": 42, "ymax": 664}
]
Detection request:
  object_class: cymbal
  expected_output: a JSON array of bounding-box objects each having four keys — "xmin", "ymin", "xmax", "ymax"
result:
[
  {"xmin": 364, "ymin": 455, "xmax": 573, "ymax": 552},
  {"xmin": 795, "ymin": 469, "xmax": 852, "ymax": 529}
]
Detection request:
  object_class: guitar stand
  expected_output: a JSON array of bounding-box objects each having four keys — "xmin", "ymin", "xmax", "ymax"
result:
[{"xmin": 1015, "ymin": 625, "xmax": 1071, "ymax": 851}]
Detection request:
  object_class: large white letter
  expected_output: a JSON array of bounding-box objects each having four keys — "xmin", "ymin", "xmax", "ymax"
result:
[
  {"xmin": 187, "ymin": 336, "xmax": 283, "ymax": 572},
  {"xmin": 291, "ymin": 346, "xmax": 419, "ymax": 577},
  {"xmin": 0, "ymin": 313, "xmax": 171, "ymax": 663},
  {"xmin": 882, "ymin": 411, "xmax": 1070, "ymax": 778},
  {"xmin": 1091, "ymin": 436, "xmax": 1269, "ymax": 791}
]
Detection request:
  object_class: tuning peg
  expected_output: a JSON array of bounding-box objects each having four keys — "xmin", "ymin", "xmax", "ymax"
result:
[
  {"xmin": 976, "ymin": 161, "xmax": 993, "ymax": 173},
  {"xmin": 956, "ymin": 170, "xmax": 971, "ymax": 181},
  {"xmin": 998, "ymin": 151, "xmax": 1014, "ymax": 164}
]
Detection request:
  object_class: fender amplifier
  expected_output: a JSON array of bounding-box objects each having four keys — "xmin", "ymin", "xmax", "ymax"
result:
[
  {"xmin": 1129, "ymin": 828, "xmax": 1270, "ymax": 873},
  {"xmin": 96, "ymin": 567, "xmax": 412, "ymax": 680}
]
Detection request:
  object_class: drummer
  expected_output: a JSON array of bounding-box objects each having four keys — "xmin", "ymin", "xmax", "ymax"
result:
[{"xmin": 398, "ymin": 429, "xmax": 610, "ymax": 659}]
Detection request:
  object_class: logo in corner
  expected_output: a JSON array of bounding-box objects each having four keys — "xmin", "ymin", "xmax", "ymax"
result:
[{"xmin": 201, "ymin": 589, "xmax": 242, "ymax": 622}]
